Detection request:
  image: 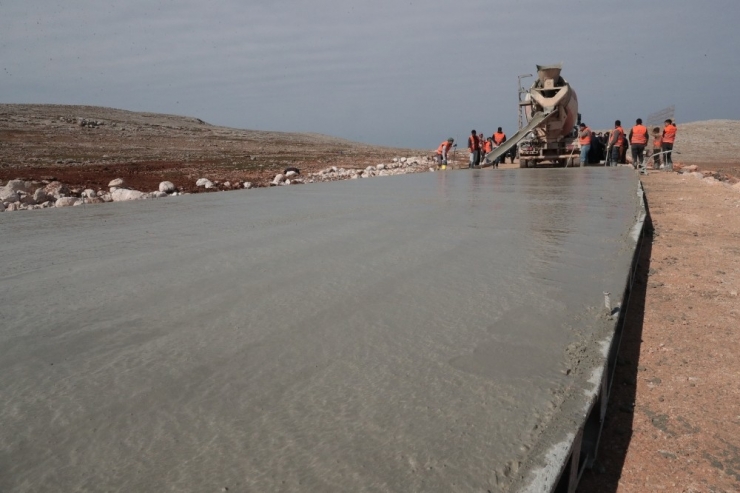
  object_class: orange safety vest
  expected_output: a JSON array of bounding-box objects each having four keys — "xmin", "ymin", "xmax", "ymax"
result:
[
  {"xmin": 631, "ymin": 124, "xmax": 648, "ymax": 145},
  {"xmin": 493, "ymin": 132, "xmax": 506, "ymax": 145},
  {"xmin": 436, "ymin": 141, "xmax": 451, "ymax": 155},
  {"xmin": 663, "ymin": 124, "xmax": 677, "ymax": 144},
  {"xmin": 468, "ymin": 135, "xmax": 479, "ymax": 151},
  {"xmin": 483, "ymin": 140, "xmax": 493, "ymax": 153},
  {"xmin": 579, "ymin": 126, "xmax": 592, "ymax": 146},
  {"xmin": 613, "ymin": 126, "xmax": 625, "ymax": 147},
  {"xmin": 652, "ymin": 136, "xmax": 662, "ymax": 148}
]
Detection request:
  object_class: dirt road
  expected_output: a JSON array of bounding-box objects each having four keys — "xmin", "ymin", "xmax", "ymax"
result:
[{"xmin": 578, "ymin": 169, "xmax": 740, "ymax": 492}]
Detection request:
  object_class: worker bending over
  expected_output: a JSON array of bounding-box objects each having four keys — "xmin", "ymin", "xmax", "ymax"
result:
[{"xmin": 435, "ymin": 138, "xmax": 454, "ymax": 169}]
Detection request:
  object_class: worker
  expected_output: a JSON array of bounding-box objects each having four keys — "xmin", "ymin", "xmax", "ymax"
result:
[
  {"xmin": 578, "ymin": 123, "xmax": 592, "ymax": 166},
  {"xmin": 607, "ymin": 120, "xmax": 625, "ymax": 166},
  {"xmin": 492, "ymin": 127, "xmax": 506, "ymax": 166},
  {"xmin": 661, "ymin": 119, "xmax": 677, "ymax": 170},
  {"xmin": 468, "ymin": 130, "xmax": 480, "ymax": 168},
  {"xmin": 629, "ymin": 118, "xmax": 649, "ymax": 171},
  {"xmin": 435, "ymin": 138, "xmax": 454, "ymax": 169},
  {"xmin": 483, "ymin": 137, "xmax": 494, "ymax": 166},
  {"xmin": 651, "ymin": 127, "xmax": 662, "ymax": 169}
]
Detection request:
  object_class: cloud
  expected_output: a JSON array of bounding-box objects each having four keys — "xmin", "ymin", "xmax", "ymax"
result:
[{"xmin": 2, "ymin": 0, "xmax": 739, "ymax": 147}]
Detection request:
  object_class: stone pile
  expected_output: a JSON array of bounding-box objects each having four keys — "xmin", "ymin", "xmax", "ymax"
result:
[
  {"xmin": 273, "ymin": 155, "xmax": 433, "ymax": 186},
  {"xmin": 672, "ymin": 163, "xmax": 740, "ymax": 192},
  {"xmin": 0, "ymin": 177, "xmax": 184, "ymax": 213},
  {"xmin": 1, "ymin": 155, "xmax": 434, "ymax": 213}
]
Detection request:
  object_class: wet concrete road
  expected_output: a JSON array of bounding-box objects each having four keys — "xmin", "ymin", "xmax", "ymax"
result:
[{"xmin": 0, "ymin": 168, "xmax": 641, "ymax": 492}]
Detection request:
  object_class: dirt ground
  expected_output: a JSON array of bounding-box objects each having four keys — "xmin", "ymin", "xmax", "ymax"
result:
[
  {"xmin": 0, "ymin": 104, "xmax": 425, "ymax": 192},
  {"xmin": 3, "ymin": 105, "xmax": 740, "ymax": 491}
]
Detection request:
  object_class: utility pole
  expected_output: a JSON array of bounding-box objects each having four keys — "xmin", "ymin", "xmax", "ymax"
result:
[{"xmin": 518, "ymin": 74, "xmax": 533, "ymax": 130}]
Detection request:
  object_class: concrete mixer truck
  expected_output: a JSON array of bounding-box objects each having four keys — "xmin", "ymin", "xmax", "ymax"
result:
[{"xmin": 483, "ymin": 64, "xmax": 581, "ymax": 168}]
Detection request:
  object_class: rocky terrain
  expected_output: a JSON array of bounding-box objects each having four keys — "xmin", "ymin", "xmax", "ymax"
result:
[{"xmin": 0, "ymin": 104, "xmax": 435, "ymax": 212}]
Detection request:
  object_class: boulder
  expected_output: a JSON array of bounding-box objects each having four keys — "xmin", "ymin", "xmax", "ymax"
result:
[
  {"xmin": 33, "ymin": 188, "xmax": 52, "ymax": 203},
  {"xmin": 108, "ymin": 178, "xmax": 126, "ymax": 188},
  {"xmin": 195, "ymin": 178, "xmax": 212, "ymax": 187},
  {"xmin": 159, "ymin": 181, "xmax": 176, "ymax": 193},
  {"xmin": 0, "ymin": 188, "xmax": 19, "ymax": 203},
  {"xmin": 377, "ymin": 164, "xmax": 386, "ymax": 170},
  {"xmin": 44, "ymin": 181, "xmax": 70, "ymax": 199},
  {"xmin": 81, "ymin": 189, "xmax": 97, "ymax": 199},
  {"xmin": 111, "ymin": 189, "xmax": 148, "ymax": 202},
  {"xmin": 100, "ymin": 192, "xmax": 113, "ymax": 202},
  {"xmin": 151, "ymin": 191, "xmax": 168, "ymax": 198},
  {"xmin": 6, "ymin": 203, "xmax": 19, "ymax": 212},
  {"xmin": 55, "ymin": 197, "xmax": 79, "ymax": 207},
  {"xmin": 243, "ymin": 182, "xmax": 253, "ymax": 189},
  {"xmin": 285, "ymin": 170, "xmax": 298, "ymax": 178},
  {"xmin": 271, "ymin": 174, "xmax": 285, "ymax": 186},
  {"xmin": 4, "ymin": 179, "xmax": 31, "ymax": 193}
]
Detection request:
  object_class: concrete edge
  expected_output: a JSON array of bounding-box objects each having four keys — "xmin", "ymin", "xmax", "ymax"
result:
[{"xmin": 517, "ymin": 181, "xmax": 648, "ymax": 493}]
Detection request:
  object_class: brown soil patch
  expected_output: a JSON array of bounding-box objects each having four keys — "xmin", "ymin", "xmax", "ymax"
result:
[
  {"xmin": 0, "ymin": 104, "xmax": 426, "ymax": 192},
  {"xmin": 578, "ymin": 168, "xmax": 740, "ymax": 492}
]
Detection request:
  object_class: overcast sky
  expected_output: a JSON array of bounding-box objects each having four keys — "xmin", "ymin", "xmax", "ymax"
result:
[{"xmin": 2, "ymin": 0, "xmax": 739, "ymax": 148}]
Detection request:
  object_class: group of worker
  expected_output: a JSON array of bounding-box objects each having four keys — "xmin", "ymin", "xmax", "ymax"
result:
[
  {"xmin": 434, "ymin": 128, "xmax": 513, "ymax": 169},
  {"xmin": 436, "ymin": 118, "xmax": 677, "ymax": 172},
  {"xmin": 578, "ymin": 119, "xmax": 677, "ymax": 171}
]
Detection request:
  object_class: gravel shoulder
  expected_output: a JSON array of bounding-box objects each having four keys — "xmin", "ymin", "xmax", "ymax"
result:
[{"xmin": 578, "ymin": 168, "xmax": 740, "ymax": 492}]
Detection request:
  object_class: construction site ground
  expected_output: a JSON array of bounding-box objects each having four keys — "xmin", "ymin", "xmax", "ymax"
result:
[{"xmin": 2, "ymin": 106, "xmax": 740, "ymax": 491}]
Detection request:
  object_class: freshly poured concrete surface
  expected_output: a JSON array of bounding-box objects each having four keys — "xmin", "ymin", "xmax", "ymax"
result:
[{"xmin": 0, "ymin": 168, "xmax": 641, "ymax": 492}]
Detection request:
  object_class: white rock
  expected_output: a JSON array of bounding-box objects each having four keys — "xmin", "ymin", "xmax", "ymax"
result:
[
  {"xmin": 378, "ymin": 170, "xmax": 389, "ymax": 176},
  {"xmin": 55, "ymin": 197, "xmax": 78, "ymax": 207},
  {"xmin": 108, "ymin": 178, "xmax": 126, "ymax": 188},
  {"xmin": 285, "ymin": 170, "xmax": 297, "ymax": 178},
  {"xmin": 365, "ymin": 165, "xmax": 376, "ymax": 172},
  {"xmin": 42, "ymin": 181, "xmax": 69, "ymax": 199},
  {"xmin": 159, "ymin": 181, "xmax": 176, "ymax": 193},
  {"xmin": 351, "ymin": 174, "xmax": 359, "ymax": 179},
  {"xmin": 4, "ymin": 179, "xmax": 31, "ymax": 193},
  {"xmin": 271, "ymin": 174, "xmax": 285, "ymax": 186},
  {"xmin": 392, "ymin": 158, "xmax": 399, "ymax": 163},
  {"xmin": 243, "ymin": 182, "xmax": 253, "ymax": 189},
  {"xmin": 111, "ymin": 189, "xmax": 148, "ymax": 202},
  {"xmin": 0, "ymin": 188, "xmax": 19, "ymax": 203},
  {"xmin": 151, "ymin": 191, "xmax": 168, "ymax": 198},
  {"xmin": 330, "ymin": 166, "xmax": 338, "ymax": 172},
  {"xmin": 377, "ymin": 164, "xmax": 386, "ymax": 170},
  {"xmin": 196, "ymin": 178, "xmax": 213, "ymax": 187},
  {"xmin": 284, "ymin": 180, "xmax": 292, "ymax": 185},
  {"xmin": 100, "ymin": 192, "xmax": 113, "ymax": 202},
  {"xmin": 400, "ymin": 157, "xmax": 407, "ymax": 163},
  {"xmin": 81, "ymin": 189, "xmax": 97, "ymax": 199},
  {"xmin": 6, "ymin": 203, "xmax": 19, "ymax": 211}
]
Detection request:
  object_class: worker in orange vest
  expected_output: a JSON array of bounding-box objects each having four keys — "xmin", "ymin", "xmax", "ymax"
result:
[
  {"xmin": 578, "ymin": 123, "xmax": 592, "ymax": 166},
  {"xmin": 651, "ymin": 127, "xmax": 662, "ymax": 169},
  {"xmin": 629, "ymin": 118, "xmax": 649, "ymax": 171},
  {"xmin": 661, "ymin": 119, "xmax": 677, "ymax": 170},
  {"xmin": 607, "ymin": 120, "xmax": 624, "ymax": 166},
  {"xmin": 468, "ymin": 130, "xmax": 480, "ymax": 168},
  {"xmin": 435, "ymin": 138, "xmax": 454, "ymax": 169},
  {"xmin": 483, "ymin": 137, "xmax": 493, "ymax": 154},
  {"xmin": 492, "ymin": 127, "xmax": 506, "ymax": 167}
]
